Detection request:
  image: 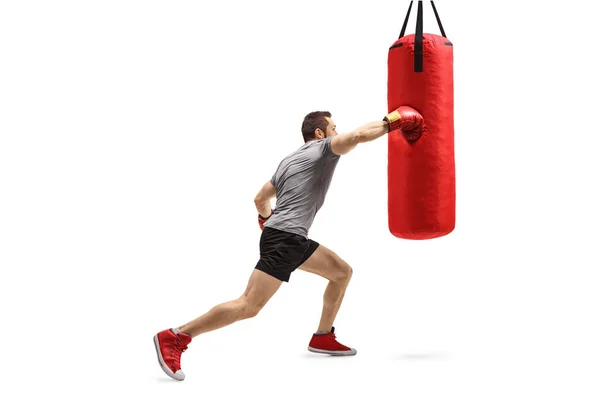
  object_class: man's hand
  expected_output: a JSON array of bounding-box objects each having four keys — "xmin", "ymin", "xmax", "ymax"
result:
[{"xmin": 258, "ymin": 209, "xmax": 273, "ymax": 230}]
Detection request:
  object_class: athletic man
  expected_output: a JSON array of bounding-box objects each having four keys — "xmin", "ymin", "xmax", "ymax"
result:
[{"xmin": 153, "ymin": 106, "xmax": 424, "ymax": 381}]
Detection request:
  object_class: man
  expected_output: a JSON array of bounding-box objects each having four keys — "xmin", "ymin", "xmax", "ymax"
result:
[{"xmin": 153, "ymin": 106, "xmax": 424, "ymax": 381}]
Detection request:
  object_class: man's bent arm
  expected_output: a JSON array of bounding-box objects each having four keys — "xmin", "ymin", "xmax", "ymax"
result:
[
  {"xmin": 255, "ymin": 199, "xmax": 272, "ymax": 218},
  {"xmin": 254, "ymin": 181, "xmax": 276, "ymax": 218}
]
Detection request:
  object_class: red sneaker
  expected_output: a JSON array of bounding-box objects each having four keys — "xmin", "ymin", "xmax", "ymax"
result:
[
  {"xmin": 308, "ymin": 327, "xmax": 357, "ymax": 356},
  {"xmin": 153, "ymin": 328, "xmax": 192, "ymax": 380}
]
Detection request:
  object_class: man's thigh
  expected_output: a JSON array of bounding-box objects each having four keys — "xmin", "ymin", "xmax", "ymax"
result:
[{"xmin": 297, "ymin": 243, "xmax": 352, "ymax": 282}]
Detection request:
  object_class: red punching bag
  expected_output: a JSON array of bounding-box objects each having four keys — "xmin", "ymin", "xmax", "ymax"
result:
[{"xmin": 387, "ymin": 0, "xmax": 455, "ymax": 240}]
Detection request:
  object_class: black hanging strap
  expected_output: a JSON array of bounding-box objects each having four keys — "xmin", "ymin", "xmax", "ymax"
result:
[
  {"xmin": 414, "ymin": 1, "xmax": 424, "ymax": 72},
  {"xmin": 430, "ymin": 1, "xmax": 447, "ymax": 38},
  {"xmin": 398, "ymin": 0, "xmax": 413, "ymax": 39},
  {"xmin": 397, "ymin": 1, "xmax": 448, "ymax": 73}
]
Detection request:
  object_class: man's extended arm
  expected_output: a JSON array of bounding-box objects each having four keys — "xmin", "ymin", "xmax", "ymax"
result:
[{"xmin": 330, "ymin": 106, "xmax": 424, "ymax": 156}]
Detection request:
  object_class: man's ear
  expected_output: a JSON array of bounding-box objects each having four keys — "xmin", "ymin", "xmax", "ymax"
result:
[{"xmin": 315, "ymin": 128, "xmax": 324, "ymax": 139}]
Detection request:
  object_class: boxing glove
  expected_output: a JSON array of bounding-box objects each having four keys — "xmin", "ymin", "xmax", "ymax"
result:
[
  {"xmin": 258, "ymin": 209, "xmax": 273, "ymax": 230},
  {"xmin": 384, "ymin": 106, "xmax": 425, "ymax": 142}
]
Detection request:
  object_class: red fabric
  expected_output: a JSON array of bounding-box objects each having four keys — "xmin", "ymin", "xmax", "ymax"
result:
[{"xmin": 387, "ymin": 33, "xmax": 455, "ymax": 240}]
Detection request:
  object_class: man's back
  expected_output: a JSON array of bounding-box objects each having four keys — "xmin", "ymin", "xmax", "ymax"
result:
[{"xmin": 264, "ymin": 136, "xmax": 340, "ymax": 238}]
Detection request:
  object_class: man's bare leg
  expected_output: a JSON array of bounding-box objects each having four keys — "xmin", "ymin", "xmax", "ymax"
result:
[
  {"xmin": 178, "ymin": 269, "xmax": 282, "ymax": 338},
  {"xmin": 297, "ymin": 244, "xmax": 353, "ymax": 333}
]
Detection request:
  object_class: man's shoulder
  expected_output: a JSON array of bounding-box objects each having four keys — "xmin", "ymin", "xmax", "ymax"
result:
[{"xmin": 276, "ymin": 139, "xmax": 333, "ymax": 166}]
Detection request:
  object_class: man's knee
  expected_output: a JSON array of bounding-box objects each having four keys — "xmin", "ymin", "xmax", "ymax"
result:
[
  {"xmin": 332, "ymin": 262, "xmax": 353, "ymax": 284},
  {"xmin": 240, "ymin": 297, "xmax": 266, "ymax": 319},
  {"xmin": 344, "ymin": 264, "xmax": 353, "ymax": 282}
]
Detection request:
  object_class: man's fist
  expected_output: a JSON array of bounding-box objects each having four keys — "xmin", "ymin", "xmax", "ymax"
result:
[
  {"xmin": 258, "ymin": 209, "xmax": 273, "ymax": 230},
  {"xmin": 384, "ymin": 106, "xmax": 425, "ymax": 142}
]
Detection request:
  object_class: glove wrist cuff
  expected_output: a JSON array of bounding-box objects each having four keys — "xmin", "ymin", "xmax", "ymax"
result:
[{"xmin": 259, "ymin": 209, "xmax": 274, "ymax": 220}]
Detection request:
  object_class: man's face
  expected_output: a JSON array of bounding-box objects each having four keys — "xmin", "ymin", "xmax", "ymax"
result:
[{"xmin": 323, "ymin": 117, "xmax": 338, "ymax": 138}]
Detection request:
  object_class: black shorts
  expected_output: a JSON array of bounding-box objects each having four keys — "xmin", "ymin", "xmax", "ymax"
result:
[{"xmin": 255, "ymin": 227, "xmax": 319, "ymax": 282}]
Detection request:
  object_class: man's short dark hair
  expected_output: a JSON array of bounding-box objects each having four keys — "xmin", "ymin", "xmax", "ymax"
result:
[{"xmin": 301, "ymin": 111, "xmax": 331, "ymax": 142}]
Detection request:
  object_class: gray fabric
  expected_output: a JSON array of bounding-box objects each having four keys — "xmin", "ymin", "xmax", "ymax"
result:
[{"xmin": 264, "ymin": 136, "xmax": 340, "ymax": 238}]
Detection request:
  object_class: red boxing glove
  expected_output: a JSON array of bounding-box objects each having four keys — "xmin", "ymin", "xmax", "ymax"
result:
[
  {"xmin": 258, "ymin": 209, "xmax": 273, "ymax": 230},
  {"xmin": 384, "ymin": 105, "xmax": 425, "ymax": 142}
]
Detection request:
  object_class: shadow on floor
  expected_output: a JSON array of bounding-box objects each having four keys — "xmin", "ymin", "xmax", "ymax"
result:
[{"xmin": 395, "ymin": 352, "xmax": 448, "ymax": 361}]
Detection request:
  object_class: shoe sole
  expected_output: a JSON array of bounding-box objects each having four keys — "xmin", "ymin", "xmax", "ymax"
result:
[
  {"xmin": 307, "ymin": 346, "xmax": 357, "ymax": 356},
  {"xmin": 153, "ymin": 335, "xmax": 185, "ymax": 381}
]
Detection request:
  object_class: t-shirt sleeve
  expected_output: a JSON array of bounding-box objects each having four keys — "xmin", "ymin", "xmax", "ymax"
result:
[{"xmin": 321, "ymin": 136, "xmax": 339, "ymax": 158}]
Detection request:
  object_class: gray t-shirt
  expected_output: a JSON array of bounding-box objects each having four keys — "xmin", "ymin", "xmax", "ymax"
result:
[{"xmin": 264, "ymin": 136, "xmax": 340, "ymax": 238}]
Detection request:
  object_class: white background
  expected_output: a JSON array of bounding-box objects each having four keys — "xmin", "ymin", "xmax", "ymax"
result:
[{"xmin": 1, "ymin": 1, "xmax": 599, "ymax": 399}]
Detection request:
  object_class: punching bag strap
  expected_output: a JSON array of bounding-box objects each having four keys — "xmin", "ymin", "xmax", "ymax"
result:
[
  {"xmin": 415, "ymin": 1, "xmax": 424, "ymax": 72},
  {"xmin": 431, "ymin": 1, "xmax": 447, "ymax": 38},
  {"xmin": 398, "ymin": 0, "xmax": 413, "ymax": 39},
  {"xmin": 397, "ymin": 1, "xmax": 448, "ymax": 73}
]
